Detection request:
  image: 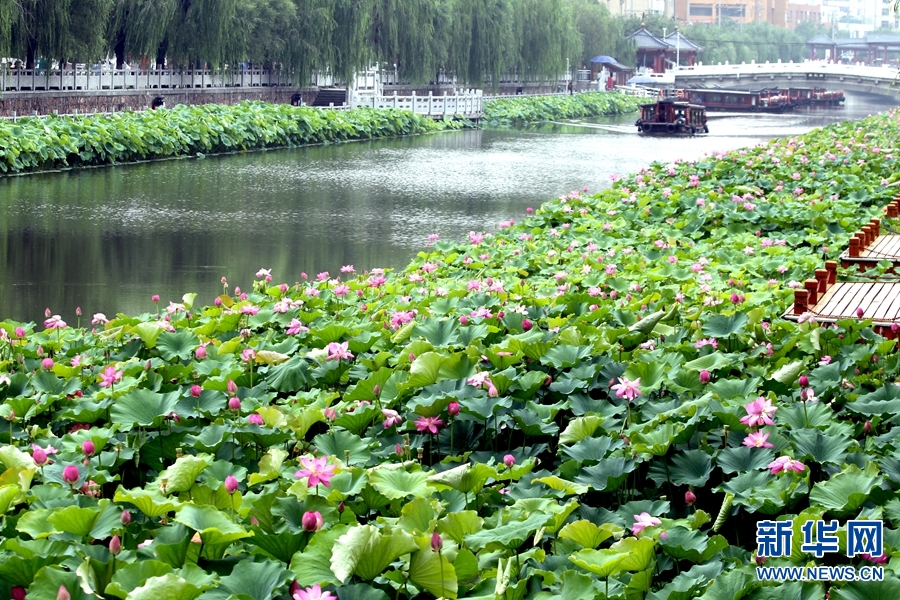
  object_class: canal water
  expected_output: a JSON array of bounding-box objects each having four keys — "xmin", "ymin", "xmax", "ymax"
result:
[{"xmin": 0, "ymin": 92, "xmax": 895, "ymax": 323}]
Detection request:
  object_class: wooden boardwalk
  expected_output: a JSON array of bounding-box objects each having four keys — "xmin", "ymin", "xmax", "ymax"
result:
[
  {"xmin": 784, "ymin": 260, "xmax": 900, "ymax": 335},
  {"xmin": 841, "ymin": 199, "xmax": 900, "ymax": 271}
]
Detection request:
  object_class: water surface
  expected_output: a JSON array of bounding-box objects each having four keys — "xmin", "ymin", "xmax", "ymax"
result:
[{"xmin": 0, "ymin": 92, "xmax": 895, "ymax": 322}]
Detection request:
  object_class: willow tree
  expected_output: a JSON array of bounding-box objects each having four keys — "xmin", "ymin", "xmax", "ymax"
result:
[
  {"xmin": 513, "ymin": 0, "xmax": 581, "ymax": 80},
  {"xmin": 368, "ymin": 0, "xmax": 447, "ymax": 84},
  {"xmin": 447, "ymin": 0, "xmax": 516, "ymax": 89},
  {"xmin": 107, "ymin": 0, "xmax": 179, "ymax": 68},
  {"xmin": 11, "ymin": 0, "xmax": 72, "ymax": 68},
  {"xmin": 0, "ymin": 0, "xmax": 17, "ymax": 59},
  {"xmin": 328, "ymin": 0, "xmax": 374, "ymax": 85},
  {"xmin": 568, "ymin": 0, "xmax": 622, "ymax": 68},
  {"xmin": 164, "ymin": 0, "xmax": 242, "ymax": 68}
]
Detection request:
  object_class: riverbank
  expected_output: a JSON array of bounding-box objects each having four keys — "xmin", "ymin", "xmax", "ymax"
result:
[
  {"xmin": 482, "ymin": 91, "xmax": 644, "ymax": 125},
  {"xmin": 1, "ymin": 109, "xmax": 900, "ymax": 597},
  {"xmin": 0, "ymin": 92, "xmax": 644, "ymax": 176}
]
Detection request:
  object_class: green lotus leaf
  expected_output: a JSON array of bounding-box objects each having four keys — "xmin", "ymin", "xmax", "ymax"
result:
[
  {"xmin": 464, "ymin": 510, "xmax": 552, "ymax": 552},
  {"xmin": 437, "ymin": 510, "xmax": 483, "ymax": 545},
  {"xmin": 127, "ymin": 574, "xmax": 201, "ymax": 600},
  {"xmin": 290, "ymin": 524, "xmax": 346, "ymax": 587},
  {"xmin": 791, "ymin": 430, "xmax": 852, "ymax": 465},
  {"xmin": 532, "ymin": 475, "xmax": 590, "ymax": 495},
  {"xmin": 832, "ymin": 578, "xmax": 900, "ymax": 600},
  {"xmin": 133, "ymin": 322, "xmax": 165, "ymax": 348},
  {"xmin": 426, "ymin": 463, "xmax": 495, "ymax": 494},
  {"xmin": 105, "ymin": 560, "xmax": 174, "ymax": 599},
  {"xmin": 414, "ymin": 318, "xmax": 461, "ymax": 347},
  {"xmin": 173, "ymin": 504, "xmax": 251, "ymax": 547},
  {"xmin": 46, "ymin": 499, "xmax": 120, "ymax": 539},
  {"xmin": 370, "ymin": 468, "xmax": 431, "ymax": 500},
  {"xmin": 109, "ymin": 389, "xmax": 180, "ymax": 431},
  {"xmin": 24, "ymin": 565, "xmax": 92, "ymax": 600},
  {"xmin": 575, "ymin": 457, "xmax": 637, "ymax": 492},
  {"xmin": 249, "ymin": 448, "xmax": 288, "ymax": 486},
  {"xmin": 558, "ymin": 520, "xmax": 622, "ymax": 549},
  {"xmin": 266, "ymin": 356, "xmax": 316, "ymax": 392},
  {"xmin": 313, "ymin": 430, "xmax": 369, "ymax": 466},
  {"xmin": 212, "ymin": 559, "xmax": 291, "ymax": 600},
  {"xmin": 408, "ymin": 534, "xmax": 458, "ymax": 599},
  {"xmin": 569, "ymin": 537, "xmax": 656, "ymax": 578},
  {"xmin": 157, "ymin": 330, "xmax": 201, "ymax": 362},
  {"xmin": 155, "ymin": 454, "xmax": 213, "ymax": 494},
  {"xmin": 716, "ymin": 446, "xmax": 775, "ymax": 474},
  {"xmin": 770, "ymin": 360, "xmax": 806, "ymax": 386},
  {"xmin": 330, "ymin": 524, "xmax": 417, "ymax": 582},
  {"xmin": 332, "ymin": 584, "xmax": 390, "ymax": 600},
  {"xmin": 559, "ymin": 416, "xmax": 603, "ymax": 445},
  {"xmin": 809, "ymin": 463, "xmax": 883, "ymax": 517},
  {"xmin": 683, "ymin": 353, "xmax": 738, "ymax": 372},
  {"xmin": 114, "ymin": 486, "xmax": 182, "ymax": 518}
]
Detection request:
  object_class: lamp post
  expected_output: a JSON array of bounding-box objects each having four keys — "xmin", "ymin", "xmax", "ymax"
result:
[{"xmin": 675, "ymin": 26, "xmax": 680, "ymax": 71}]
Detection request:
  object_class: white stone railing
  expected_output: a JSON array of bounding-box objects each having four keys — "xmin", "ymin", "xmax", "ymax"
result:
[
  {"xmin": 351, "ymin": 90, "xmax": 483, "ymax": 117},
  {"xmin": 674, "ymin": 59, "xmax": 900, "ymax": 81},
  {"xmin": 0, "ymin": 67, "xmax": 336, "ymax": 92}
]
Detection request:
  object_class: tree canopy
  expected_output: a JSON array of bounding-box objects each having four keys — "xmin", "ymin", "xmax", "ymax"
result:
[{"xmin": 3, "ymin": 0, "xmax": 838, "ymax": 84}]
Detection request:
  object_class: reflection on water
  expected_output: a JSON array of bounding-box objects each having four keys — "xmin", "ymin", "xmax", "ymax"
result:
[{"xmin": 0, "ymin": 92, "xmax": 895, "ymax": 322}]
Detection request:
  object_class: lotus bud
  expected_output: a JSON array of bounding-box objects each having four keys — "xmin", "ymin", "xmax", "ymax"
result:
[
  {"xmin": 395, "ymin": 443, "xmax": 403, "ymax": 455},
  {"xmin": 224, "ymin": 475, "xmax": 239, "ymax": 494},
  {"xmin": 290, "ymin": 581, "xmax": 301, "ymax": 597},
  {"xmin": 11, "ymin": 586, "xmax": 26, "ymax": 600},
  {"xmin": 33, "ymin": 447, "xmax": 48, "ymax": 466},
  {"xmin": 409, "ymin": 353, "xmax": 416, "ymax": 362},
  {"xmin": 699, "ymin": 370, "xmax": 711, "ymax": 384},
  {"xmin": 62, "ymin": 465, "xmax": 79, "ymax": 485},
  {"xmin": 234, "ymin": 286, "xmax": 241, "ymax": 296},
  {"xmin": 145, "ymin": 360, "xmax": 152, "ymax": 371},
  {"xmin": 57, "ymin": 586, "xmax": 70, "ymax": 600},
  {"xmin": 874, "ymin": 355, "xmax": 879, "ymax": 363},
  {"xmin": 755, "ymin": 554, "xmax": 767, "ymax": 566},
  {"xmin": 45, "ymin": 308, "xmax": 51, "ymax": 318},
  {"xmin": 338, "ymin": 501, "xmax": 345, "ymax": 514},
  {"xmin": 251, "ymin": 516, "xmax": 259, "ymax": 526},
  {"xmin": 324, "ymin": 407, "xmax": 337, "ymax": 421},
  {"xmin": 430, "ymin": 530, "xmax": 443, "ymax": 553},
  {"xmin": 864, "ymin": 420, "xmax": 873, "ymax": 435},
  {"xmin": 248, "ymin": 413, "xmax": 264, "ymax": 425},
  {"xmin": 280, "ymin": 283, "xmax": 288, "ymax": 293},
  {"xmin": 228, "ymin": 397, "xmax": 241, "ymax": 411},
  {"xmin": 685, "ymin": 490, "xmax": 697, "ymax": 506},
  {"xmin": 120, "ymin": 510, "xmax": 132, "ymax": 526},
  {"xmin": 301, "ymin": 511, "xmax": 323, "ymax": 532},
  {"xmin": 109, "ymin": 535, "xmax": 121, "ymax": 555},
  {"xmin": 82, "ymin": 440, "xmax": 95, "ymax": 457},
  {"xmin": 893, "ymin": 323, "xmax": 900, "ymax": 334},
  {"xmin": 447, "ymin": 401, "xmax": 460, "ymax": 417},
  {"xmin": 214, "ymin": 297, "xmax": 223, "ymax": 307},
  {"xmin": 373, "ymin": 385, "xmax": 381, "ymax": 397},
  {"xmin": 227, "ymin": 380, "xmax": 237, "ymax": 394},
  {"xmin": 503, "ymin": 454, "xmax": 516, "ymax": 468},
  {"xmin": 856, "ymin": 307, "xmax": 864, "ymax": 318},
  {"xmin": 522, "ymin": 319, "xmax": 533, "ymax": 331},
  {"xmin": 15, "ymin": 327, "xmax": 25, "ymax": 338},
  {"xmin": 459, "ymin": 315, "xmax": 468, "ymax": 325},
  {"xmin": 190, "ymin": 384, "xmax": 202, "ymax": 398},
  {"xmin": 41, "ymin": 358, "xmax": 54, "ymax": 370},
  {"xmin": 730, "ymin": 293, "xmax": 740, "ymax": 304},
  {"xmin": 798, "ymin": 374, "xmax": 809, "ymax": 387}
]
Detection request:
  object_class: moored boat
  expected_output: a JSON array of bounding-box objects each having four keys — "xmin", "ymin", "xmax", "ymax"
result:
[
  {"xmin": 635, "ymin": 92, "xmax": 708, "ymax": 136},
  {"xmin": 682, "ymin": 88, "xmax": 793, "ymax": 112}
]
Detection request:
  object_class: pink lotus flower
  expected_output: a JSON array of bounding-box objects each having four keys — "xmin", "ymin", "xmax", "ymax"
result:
[
  {"xmin": 767, "ymin": 455, "xmax": 806, "ymax": 475},
  {"xmin": 256, "ymin": 268, "xmax": 272, "ymax": 281},
  {"xmin": 860, "ymin": 552, "xmax": 888, "ymax": 564},
  {"xmin": 42, "ymin": 358, "xmax": 54, "ymax": 370},
  {"xmin": 82, "ymin": 440, "xmax": 95, "ymax": 457},
  {"xmin": 62, "ymin": 465, "xmax": 80, "ymax": 484},
  {"xmin": 224, "ymin": 475, "xmax": 239, "ymax": 494},
  {"xmin": 293, "ymin": 584, "xmax": 335, "ymax": 600},
  {"xmin": 294, "ymin": 456, "xmax": 336, "ymax": 487},
  {"xmin": 632, "ymin": 512, "xmax": 661, "ymax": 534},
  {"xmin": 92, "ymin": 313, "xmax": 108, "ymax": 325},
  {"xmin": 333, "ymin": 285, "xmax": 350, "ymax": 298},
  {"xmin": 196, "ymin": 344, "xmax": 208, "ymax": 359},
  {"xmin": 325, "ymin": 342, "xmax": 353, "ymax": 361},
  {"xmin": 33, "ymin": 446, "xmax": 49, "ymax": 466},
  {"xmin": 611, "ymin": 377, "xmax": 642, "ymax": 401},
  {"xmin": 248, "ymin": 413, "xmax": 264, "ymax": 426},
  {"xmin": 241, "ymin": 348, "xmax": 256, "ymax": 363},
  {"xmin": 503, "ymin": 454, "xmax": 516, "ymax": 468},
  {"xmin": 447, "ymin": 401, "xmax": 460, "ymax": 417},
  {"xmin": 302, "ymin": 511, "xmax": 324, "ymax": 532},
  {"xmin": 740, "ymin": 397, "xmax": 777, "ymax": 427},
  {"xmin": 382, "ymin": 409, "xmax": 402, "ymax": 428},
  {"xmin": 415, "ymin": 416, "xmax": 444, "ymax": 434},
  {"xmin": 743, "ymin": 431, "xmax": 775, "ymax": 449},
  {"xmin": 286, "ymin": 319, "xmax": 309, "ymax": 335},
  {"xmin": 44, "ymin": 315, "xmax": 67, "ymax": 329},
  {"xmin": 98, "ymin": 366, "xmax": 123, "ymax": 388}
]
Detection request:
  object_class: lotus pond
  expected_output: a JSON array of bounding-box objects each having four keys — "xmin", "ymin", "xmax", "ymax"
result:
[{"xmin": 2, "ymin": 107, "xmax": 900, "ymax": 600}]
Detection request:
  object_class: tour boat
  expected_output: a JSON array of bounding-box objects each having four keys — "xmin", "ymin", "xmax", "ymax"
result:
[
  {"xmin": 682, "ymin": 88, "xmax": 794, "ymax": 113},
  {"xmin": 635, "ymin": 90, "xmax": 708, "ymax": 136}
]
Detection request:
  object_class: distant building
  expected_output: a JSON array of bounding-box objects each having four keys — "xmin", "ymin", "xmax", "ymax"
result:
[
  {"xmin": 626, "ymin": 26, "xmax": 703, "ymax": 72},
  {"xmin": 806, "ymin": 32, "xmax": 900, "ymax": 62},
  {"xmin": 674, "ymin": 0, "xmax": 787, "ymax": 25},
  {"xmin": 603, "ymin": 0, "xmax": 675, "ymax": 18}
]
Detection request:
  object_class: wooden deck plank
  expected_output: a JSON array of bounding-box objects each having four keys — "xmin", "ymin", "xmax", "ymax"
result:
[
  {"xmin": 816, "ymin": 283, "xmax": 852, "ymax": 315},
  {"xmin": 867, "ymin": 283, "xmax": 897, "ymax": 320},
  {"xmin": 830, "ymin": 282, "xmax": 872, "ymax": 317},
  {"xmin": 881, "ymin": 285, "xmax": 900, "ymax": 321}
]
